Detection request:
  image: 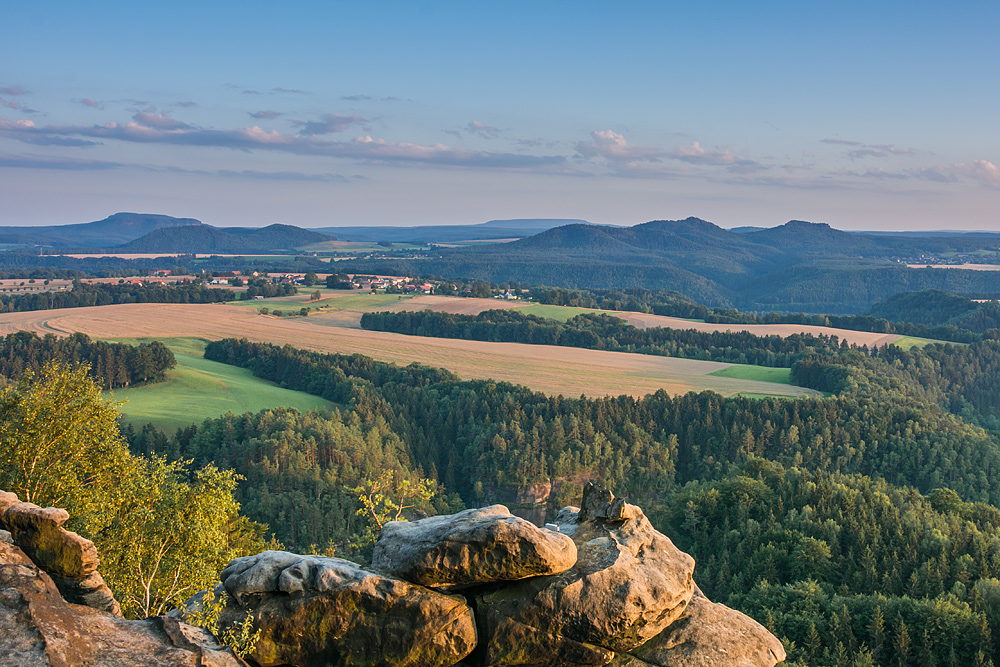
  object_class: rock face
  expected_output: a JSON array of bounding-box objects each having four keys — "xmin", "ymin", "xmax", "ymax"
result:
[
  {"xmin": 0, "ymin": 489, "xmax": 119, "ymax": 615},
  {"xmin": 0, "ymin": 538, "xmax": 245, "ymax": 667},
  {"xmin": 613, "ymin": 591, "xmax": 787, "ymax": 667},
  {"xmin": 217, "ymin": 550, "xmax": 477, "ymax": 667},
  {"xmin": 474, "ymin": 483, "xmax": 697, "ymax": 663},
  {"xmin": 371, "ymin": 505, "xmax": 577, "ymax": 590}
]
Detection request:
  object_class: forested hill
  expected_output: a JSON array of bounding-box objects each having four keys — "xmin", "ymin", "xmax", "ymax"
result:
[
  {"xmin": 0, "ymin": 212, "xmax": 204, "ymax": 248},
  {"xmin": 115, "ymin": 223, "xmax": 332, "ymax": 253},
  {"xmin": 335, "ymin": 217, "xmax": 1000, "ymax": 313},
  {"xmin": 864, "ymin": 290, "xmax": 1000, "ymax": 333}
]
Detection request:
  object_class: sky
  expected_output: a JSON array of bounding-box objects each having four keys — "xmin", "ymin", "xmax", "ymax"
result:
[{"xmin": 1, "ymin": 1, "xmax": 999, "ymax": 230}]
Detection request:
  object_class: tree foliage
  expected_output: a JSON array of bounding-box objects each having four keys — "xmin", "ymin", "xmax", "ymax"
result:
[{"xmin": 0, "ymin": 361, "xmax": 267, "ymax": 618}]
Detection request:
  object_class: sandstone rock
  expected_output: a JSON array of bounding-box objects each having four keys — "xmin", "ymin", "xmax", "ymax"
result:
[
  {"xmin": 578, "ymin": 482, "xmax": 631, "ymax": 523},
  {"xmin": 0, "ymin": 489, "xmax": 19, "ymax": 513},
  {"xmin": 53, "ymin": 571, "xmax": 122, "ymax": 615},
  {"xmin": 0, "ymin": 491, "xmax": 119, "ymax": 616},
  {"xmin": 0, "ymin": 539, "xmax": 245, "ymax": 667},
  {"xmin": 218, "ymin": 550, "xmax": 477, "ymax": 667},
  {"xmin": 371, "ymin": 504, "xmax": 577, "ymax": 589},
  {"xmin": 3, "ymin": 499, "xmax": 99, "ymax": 578},
  {"xmin": 620, "ymin": 591, "xmax": 786, "ymax": 667},
  {"xmin": 475, "ymin": 485, "xmax": 696, "ymax": 664}
]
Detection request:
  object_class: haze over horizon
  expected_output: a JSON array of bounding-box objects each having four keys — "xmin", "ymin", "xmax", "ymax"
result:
[{"xmin": 2, "ymin": 1, "xmax": 999, "ymax": 231}]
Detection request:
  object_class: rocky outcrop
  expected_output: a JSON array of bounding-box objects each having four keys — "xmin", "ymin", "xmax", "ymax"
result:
[
  {"xmin": 188, "ymin": 483, "xmax": 783, "ymax": 667},
  {"xmin": 0, "ymin": 484, "xmax": 784, "ymax": 667},
  {"xmin": 371, "ymin": 505, "xmax": 577, "ymax": 590},
  {"xmin": 216, "ymin": 551, "xmax": 477, "ymax": 667},
  {"xmin": 0, "ymin": 489, "xmax": 119, "ymax": 615},
  {"xmin": 0, "ymin": 538, "xmax": 245, "ymax": 667},
  {"xmin": 473, "ymin": 483, "xmax": 696, "ymax": 662}
]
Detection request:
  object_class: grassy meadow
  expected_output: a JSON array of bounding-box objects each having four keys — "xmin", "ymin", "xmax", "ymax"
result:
[
  {"xmin": 229, "ymin": 291, "xmax": 414, "ymax": 311},
  {"xmin": 509, "ymin": 303, "xmax": 602, "ymax": 321},
  {"xmin": 105, "ymin": 337, "xmax": 334, "ymax": 431},
  {"xmin": 708, "ymin": 365, "xmax": 793, "ymax": 384}
]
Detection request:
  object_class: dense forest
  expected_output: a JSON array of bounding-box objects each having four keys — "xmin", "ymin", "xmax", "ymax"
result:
[
  {"xmin": 864, "ymin": 290, "xmax": 1000, "ymax": 334},
  {"xmin": 122, "ymin": 334, "xmax": 998, "ymax": 666},
  {"xmin": 0, "ymin": 331, "xmax": 175, "ymax": 389}
]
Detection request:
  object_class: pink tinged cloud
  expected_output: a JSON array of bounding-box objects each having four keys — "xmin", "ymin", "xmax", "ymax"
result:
[
  {"xmin": 0, "ymin": 117, "xmax": 564, "ymax": 169},
  {"xmin": 576, "ymin": 130, "xmax": 665, "ymax": 161},
  {"xmin": 465, "ymin": 121, "xmax": 503, "ymax": 139},
  {"xmin": 0, "ymin": 86, "xmax": 29, "ymax": 96},
  {"xmin": 952, "ymin": 160, "xmax": 1000, "ymax": 188},
  {"xmin": 0, "ymin": 98, "xmax": 38, "ymax": 113}
]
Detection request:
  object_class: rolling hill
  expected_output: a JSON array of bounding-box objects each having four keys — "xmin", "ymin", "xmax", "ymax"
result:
[
  {"xmin": 0, "ymin": 212, "xmax": 205, "ymax": 248},
  {"xmin": 335, "ymin": 217, "xmax": 1000, "ymax": 313},
  {"xmin": 114, "ymin": 223, "xmax": 333, "ymax": 254},
  {"xmin": 313, "ymin": 218, "xmax": 596, "ymax": 243}
]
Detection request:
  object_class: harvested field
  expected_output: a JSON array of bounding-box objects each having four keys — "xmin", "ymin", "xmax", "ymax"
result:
[
  {"xmin": 0, "ymin": 303, "xmax": 820, "ymax": 400},
  {"xmin": 327, "ymin": 294, "xmax": 905, "ymax": 347},
  {"xmin": 377, "ymin": 295, "xmax": 523, "ymax": 315},
  {"xmin": 613, "ymin": 312, "xmax": 902, "ymax": 348}
]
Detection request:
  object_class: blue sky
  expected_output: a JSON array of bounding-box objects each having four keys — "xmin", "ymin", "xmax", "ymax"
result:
[{"xmin": 2, "ymin": 1, "xmax": 998, "ymax": 229}]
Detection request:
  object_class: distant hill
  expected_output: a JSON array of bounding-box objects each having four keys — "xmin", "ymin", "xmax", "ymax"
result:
[
  {"xmin": 313, "ymin": 219, "xmax": 595, "ymax": 243},
  {"xmin": 117, "ymin": 224, "xmax": 333, "ymax": 254},
  {"xmin": 0, "ymin": 213, "xmax": 204, "ymax": 248},
  {"xmin": 335, "ymin": 217, "xmax": 1000, "ymax": 313}
]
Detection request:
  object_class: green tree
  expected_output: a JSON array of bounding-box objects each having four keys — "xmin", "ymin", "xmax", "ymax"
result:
[
  {"xmin": 0, "ymin": 362, "xmax": 130, "ymax": 518},
  {"xmin": 349, "ymin": 471, "xmax": 435, "ymax": 552},
  {"xmin": 0, "ymin": 361, "xmax": 268, "ymax": 618}
]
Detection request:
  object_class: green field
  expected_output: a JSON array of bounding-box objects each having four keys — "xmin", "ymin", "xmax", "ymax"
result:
[
  {"xmin": 510, "ymin": 304, "xmax": 602, "ymax": 322},
  {"xmin": 230, "ymin": 292, "xmax": 414, "ymax": 311},
  {"xmin": 891, "ymin": 336, "xmax": 940, "ymax": 350},
  {"xmin": 708, "ymin": 365, "xmax": 793, "ymax": 384},
  {"xmin": 105, "ymin": 337, "xmax": 335, "ymax": 432}
]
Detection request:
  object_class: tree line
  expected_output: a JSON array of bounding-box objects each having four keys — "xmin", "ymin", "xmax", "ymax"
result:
[
  {"xmin": 0, "ymin": 331, "xmax": 175, "ymax": 389},
  {"xmin": 0, "ymin": 280, "xmax": 235, "ymax": 313},
  {"xmin": 360, "ymin": 309, "xmax": 847, "ymax": 368}
]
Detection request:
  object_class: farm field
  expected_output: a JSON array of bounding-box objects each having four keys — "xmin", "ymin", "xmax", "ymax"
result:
[
  {"xmin": 327, "ymin": 294, "xmax": 910, "ymax": 347},
  {"xmin": 614, "ymin": 311, "xmax": 904, "ymax": 348},
  {"xmin": 230, "ymin": 291, "xmax": 414, "ymax": 311},
  {"xmin": 105, "ymin": 337, "xmax": 334, "ymax": 431},
  {"xmin": 0, "ymin": 303, "xmax": 820, "ymax": 400}
]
